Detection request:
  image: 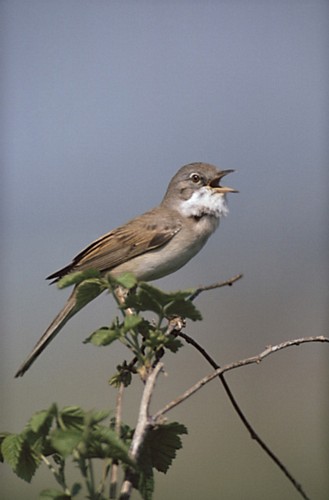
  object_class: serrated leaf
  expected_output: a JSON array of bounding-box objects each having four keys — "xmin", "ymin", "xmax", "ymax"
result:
[
  {"xmin": 142, "ymin": 422, "xmax": 187, "ymax": 474},
  {"xmin": 0, "ymin": 432, "xmax": 10, "ymax": 462},
  {"xmin": 88, "ymin": 427, "xmax": 135, "ymax": 467},
  {"xmin": 2, "ymin": 434, "xmax": 39, "ymax": 482},
  {"xmin": 139, "ymin": 283, "xmax": 171, "ymax": 306},
  {"xmin": 123, "ymin": 314, "xmax": 142, "ymax": 332},
  {"xmin": 75, "ymin": 279, "xmax": 105, "ymax": 309},
  {"xmin": 15, "ymin": 442, "xmax": 39, "ymax": 482},
  {"xmin": 139, "ymin": 284, "xmax": 196, "ymax": 305},
  {"xmin": 129, "ymin": 287, "xmax": 163, "ymax": 315},
  {"xmin": 29, "ymin": 404, "xmax": 57, "ymax": 434},
  {"xmin": 59, "ymin": 406, "xmax": 85, "ymax": 431},
  {"xmin": 84, "ymin": 327, "xmax": 120, "ymax": 346},
  {"xmin": 87, "ymin": 409, "xmax": 110, "ymax": 425},
  {"xmin": 1, "ymin": 433, "xmax": 24, "ymax": 469},
  {"xmin": 137, "ymin": 469, "xmax": 154, "ymax": 500},
  {"xmin": 164, "ymin": 300, "xmax": 202, "ymax": 321},
  {"xmin": 163, "ymin": 336, "xmax": 183, "ymax": 353},
  {"xmin": 109, "ymin": 370, "xmax": 132, "ymax": 388},
  {"xmin": 112, "ymin": 272, "xmax": 138, "ymax": 289},
  {"xmin": 39, "ymin": 489, "xmax": 72, "ymax": 499},
  {"xmin": 50, "ymin": 429, "xmax": 82, "ymax": 457},
  {"xmin": 57, "ymin": 269, "xmax": 101, "ymax": 289}
]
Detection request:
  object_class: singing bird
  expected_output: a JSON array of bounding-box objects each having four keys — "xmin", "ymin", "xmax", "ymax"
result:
[{"xmin": 15, "ymin": 162, "xmax": 237, "ymax": 377}]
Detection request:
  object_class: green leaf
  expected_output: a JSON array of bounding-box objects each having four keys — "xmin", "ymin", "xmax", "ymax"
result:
[
  {"xmin": 1, "ymin": 433, "xmax": 24, "ymax": 469},
  {"xmin": 87, "ymin": 409, "xmax": 110, "ymax": 425},
  {"xmin": 57, "ymin": 269, "xmax": 101, "ymax": 289},
  {"xmin": 87, "ymin": 427, "xmax": 135, "ymax": 467},
  {"xmin": 2, "ymin": 433, "xmax": 39, "ymax": 482},
  {"xmin": 142, "ymin": 422, "xmax": 187, "ymax": 474},
  {"xmin": 0, "ymin": 432, "xmax": 10, "ymax": 462},
  {"xmin": 163, "ymin": 336, "xmax": 183, "ymax": 353},
  {"xmin": 125, "ymin": 287, "xmax": 162, "ymax": 315},
  {"xmin": 71, "ymin": 483, "xmax": 82, "ymax": 497},
  {"xmin": 165, "ymin": 289, "xmax": 197, "ymax": 301},
  {"xmin": 164, "ymin": 299, "xmax": 202, "ymax": 321},
  {"xmin": 136, "ymin": 468, "xmax": 154, "ymax": 500},
  {"xmin": 139, "ymin": 284, "xmax": 196, "ymax": 306},
  {"xmin": 29, "ymin": 404, "xmax": 57, "ymax": 434},
  {"xmin": 123, "ymin": 314, "xmax": 142, "ymax": 332},
  {"xmin": 39, "ymin": 489, "xmax": 72, "ymax": 499},
  {"xmin": 75, "ymin": 279, "xmax": 105, "ymax": 309},
  {"xmin": 139, "ymin": 283, "xmax": 171, "ymax": 306},
  {"xmin": 50, "ymin": 429, "xmax": 82, "ymax": 458},
  {"xmin": 84, "ymin": 327, "xmax": 120, "ymax": 346},
  {"xmin": 109, "ymin": 369, "xmax": 132, "ymax": 388},
  {"xmin": 59, "ymin": 407, "xmax": 85, "ymax": 431},
  {"xmin": 112, "ymin": 272, "xmax": 138, "ymax": 289}
]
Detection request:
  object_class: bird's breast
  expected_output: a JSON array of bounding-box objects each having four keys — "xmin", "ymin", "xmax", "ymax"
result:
[{"xmin": 110, "ymin": 214, "xmax": 219, "ymax": 282}]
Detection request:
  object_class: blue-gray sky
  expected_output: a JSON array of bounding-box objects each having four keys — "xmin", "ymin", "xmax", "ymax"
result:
[{"xmin": 1, "ymin": 1, "xmax": 328, "ymax": 499}]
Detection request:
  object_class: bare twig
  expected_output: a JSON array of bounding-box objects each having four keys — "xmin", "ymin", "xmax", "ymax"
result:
[
  {"xmin": 154, "ymin": 336, "xmax": 328, "ymax": 419},
  {"xmin": 179, "ymin": 332, "xmax": 319, "ymax": 500},
  {"xmin": 119, "ymin": 362, "xmax": 163, "ymax": 499},
  {"xmin": 40, "ymin": 454, "xmax": 71, "ymax": 496},
  {"xmin": 189, "ymin": 273, "xmax": 243, "ymax": 301},
  {"xmin": 108, "ymin": 382, "xmax": 125, "ymax": 498},
  {"xmin": 187, "ymin": 273, "xmax": 315, "ymax": 498},
  {"xmin": 153, "ymin": 335, "xmax": 328, "ymax": 500}
]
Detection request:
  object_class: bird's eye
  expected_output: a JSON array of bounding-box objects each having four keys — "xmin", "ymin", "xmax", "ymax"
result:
[{"xmin": 190, "ymin": 173, "xmax": 201, "ymax": 183}]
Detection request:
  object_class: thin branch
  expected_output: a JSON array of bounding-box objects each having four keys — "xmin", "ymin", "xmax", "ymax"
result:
[
  {"xmin": 187, "ymin": 273, "xmax": 314, "ymax": 498},
  {"xmin": 131, "ymin": 362, "xmax": 164, "ymax": 458},
  {"xmin": 108, "ymin": 382, "xmax": 125, "ymax": 498},
  {"xmin": 40, "ymin": 454, "xmax": 71, "ymax": 496},
  {"xmin": 153, "ymin": 336, "xmax": 328, "ymax": 418},
  {"xmin": 179, "ymin": 332, "xmax": 316, "ymax": 500},
  {"xmin": 189, "ymin": 273, "xmax": 243, "ymax": 301},
  {"xmin": 119, "ymin": 362, "xmax": 163, "ymax": 499},
  {"xmin": 153, "ymin": 335, "xmax": 328, "ymax": 500}
]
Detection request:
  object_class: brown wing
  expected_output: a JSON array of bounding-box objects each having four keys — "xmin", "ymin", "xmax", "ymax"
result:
[{"xmin": 47, "ymin": 208, "xmax": 182, "ymax": 282}]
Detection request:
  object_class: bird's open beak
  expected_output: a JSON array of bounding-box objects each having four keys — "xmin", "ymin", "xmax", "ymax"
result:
[{"xmin": 209, "ymin": 169, "xmax": 239, "ymax": 193}]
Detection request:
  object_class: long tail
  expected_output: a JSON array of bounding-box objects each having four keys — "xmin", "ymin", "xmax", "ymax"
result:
[{"xmin": 15, "ymin": 289, "xmax": 79, "ymax": 377}]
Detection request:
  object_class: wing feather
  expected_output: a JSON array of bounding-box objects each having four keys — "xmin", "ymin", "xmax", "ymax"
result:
[{"xmin": 47, "ymin": 208, "xmax": 181, "ymax": 282}]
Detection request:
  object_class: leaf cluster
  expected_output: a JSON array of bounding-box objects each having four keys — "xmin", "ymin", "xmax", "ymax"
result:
[
  {"xmin": 0, "ymin": 405, "xmax": 130, "ymax": 482},
  {"xmin": 2, "ymin": 272, "xmax": 200, "ymax": 498},
  {"xmin": 1, "ymin": 404, "xmax": 187, "ymax": 500},
  {"xmin": 130, "ymin": 422, "xmax": 187, "ymax": 500},
  {"xmin": 81, "ymin": 273, "xmax": 202, "ymax": 383}
]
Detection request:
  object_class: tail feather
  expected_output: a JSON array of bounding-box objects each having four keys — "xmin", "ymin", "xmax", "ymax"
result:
[{"xmin": 15, "ymin": 289, "xmax": 78, "ymax": 377}]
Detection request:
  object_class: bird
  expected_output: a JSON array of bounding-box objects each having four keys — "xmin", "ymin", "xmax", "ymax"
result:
[{"xmin": 15, "ymin": 162, "xmax": 237, "ymax": 377}]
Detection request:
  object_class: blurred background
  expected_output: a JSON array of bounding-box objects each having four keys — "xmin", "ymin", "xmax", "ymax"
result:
[{"xmin": 1, "ymin": 1, "xmax": 328, "ymax": 499}]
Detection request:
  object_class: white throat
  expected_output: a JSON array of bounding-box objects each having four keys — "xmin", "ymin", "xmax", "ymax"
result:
[{"xmin": 179, "ymin": 187, "xmax": 229, "ymax": 219}]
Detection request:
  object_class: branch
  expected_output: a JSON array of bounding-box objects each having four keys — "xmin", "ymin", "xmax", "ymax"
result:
[
  {"xmin": 189, "ymin": 273, "xmax": 243, "ymax": 301},
  {"xmin": 179, "ymin": 333, "xmax": 319, "ymax": 500},
  {"xmin": 119, "ymin": 362, "xmax": 163, "ymax": 499},
  {"xmin": 153, "ymin": 336, "xmax": 328, "ymax": 418},
  {"xmin": 108, "ymin": 382, "xmax": 125, "ymax": 498},
  {"xmin": 40, "ymin": 454, "xmax": 71, "ymax": 496}
]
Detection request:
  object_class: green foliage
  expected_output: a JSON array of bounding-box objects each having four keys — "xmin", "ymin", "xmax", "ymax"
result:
[
  {"xmin": 57, "ymin": 269, "xmax": 102, "ymax": 289},
  {"xmin": 128, "ymin": 422, "xmax": 187, "ymax": 500},
  {"xmin": 142, "ymin": 422, "xmax": 188, "ymax": 473},
  {"xmin": 2, "ymin": 275, "xmax": 206, "ymax": 499},
  {"xmin": 75, "ymin": 279, "xmax": 107, "ymax": 309},
  {"xmin": 111, "ymin": 272, "xmax": 138, "ymax": 289},
  {"xmin": 81, "ymin": 276, "xmax": 201, "ymax": 379},
  {"xmin": 84, "ymin": 325, "xmax": 121, "ymax": 346},
  {"xmin": 124, "ymin": 282, "xmax": 201, "ymax": 321},
  {"xmin": 1, "ymin": 405, "xmax": 187, "ymax": 499}
]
